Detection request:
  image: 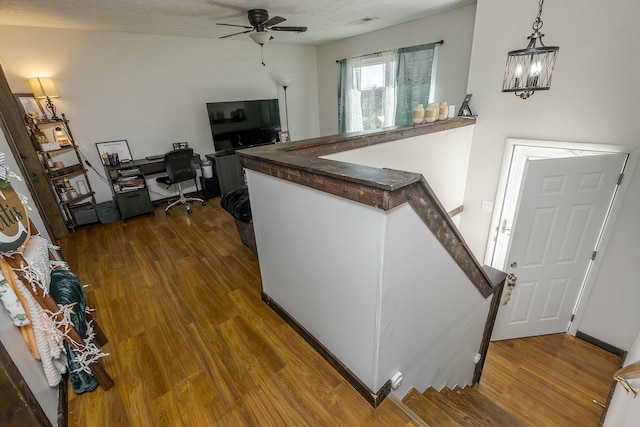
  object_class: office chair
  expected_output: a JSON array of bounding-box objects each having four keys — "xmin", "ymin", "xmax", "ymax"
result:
[{"xmin": 155, "ymin": 148, "xmax": 206, "ymax": 214}]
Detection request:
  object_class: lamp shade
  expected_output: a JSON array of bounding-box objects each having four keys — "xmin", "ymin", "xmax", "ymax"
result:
[
  {"xmin": 250, "ymin": 31, "xmax": 272, "ymax": 46},
  {"xmin": 279, "ymin": 77, "xmax": 292, "ymax": 88},
  {"xmin": 28, "ymin": 77, "xmax": 59, "ymax": 99},
  {"xmin": 502, "ymin": 38, "xmax": 558, "ymax": 98}
]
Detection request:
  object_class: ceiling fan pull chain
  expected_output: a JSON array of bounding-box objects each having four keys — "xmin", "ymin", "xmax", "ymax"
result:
[{"xmin": 261, "ymin": 45, "xmax": 266, "ymax": 66}]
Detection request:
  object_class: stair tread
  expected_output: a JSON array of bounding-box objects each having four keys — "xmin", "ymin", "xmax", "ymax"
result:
[
  {"xmin": 403, "ymin": 387, "xmax": 525, "ymax": 427},
  {"xmin": 423, "ymin": 387, "xmax": 486, "ymax": 425},
  {"xmin": 442, "ymin": 387, "xmax": 525, "ymax": 426},
  {"xmin": 403, "ymin": 388, "xmax": 463, "ymax": 427}
]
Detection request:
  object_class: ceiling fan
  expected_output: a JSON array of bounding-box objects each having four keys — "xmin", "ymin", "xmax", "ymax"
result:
[{"xmin": 218, "ymin": 9, "xmax": 307, "ymax": 46}]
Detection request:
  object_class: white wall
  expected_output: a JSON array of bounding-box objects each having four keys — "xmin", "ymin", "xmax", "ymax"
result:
[
  {"xmin": 247, "ymin": 167, "xmax": 489, "ymax": 394},
  {"xmin": 315, "ymin": 4, "xmax": 476, "ymax": 136},
  {"xmin": 604, "ymin": 328, "xmax": 640, "ymax": 426},
  {"xmin": 247, "ymin": 171, "xmax": 383, "ymax": 387},
  {"xmin": 0, "ymin": 130, "xmax": 57, "ymax": 424},
  {"xmin": 322, "ymin": 125, "xmax": 473, "ymax": 213},
  {"xmin": 462, "ymin": 0, "xmax": 640, "ymax": 350},
  {"xmin": 0, "ymin": 25, "xmax": 321, "ymax": 203},
  {"xmin": 380, "ymin": 204, "xmax": 488, "ymax": 398}
]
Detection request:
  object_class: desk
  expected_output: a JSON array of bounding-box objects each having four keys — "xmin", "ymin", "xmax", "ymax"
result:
[
  {"xmin": 129, "ymin": 153, "xmax": 202, "ymax": 175},
  {"xmin": 103, "ymin": 153, "xmax": 202, "ymax": 219}
]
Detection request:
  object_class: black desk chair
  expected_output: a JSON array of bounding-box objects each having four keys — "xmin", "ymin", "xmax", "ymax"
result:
[{"xmin": 155, "ymin": 148, "xmax": 206, "ymax": 214}]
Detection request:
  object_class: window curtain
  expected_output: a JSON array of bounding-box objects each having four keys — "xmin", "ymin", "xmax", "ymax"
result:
[
  {"xmin": 379, "ymin": 50, "xmax": 398, "ymax": 130},
  {"xmin": 337, "ymin": 57, "xmax": 363, "ymax": 134},
  {"xmin": 394, "ymin": 43, "xmax": 437, "ymax": 127},
  {"xmin": 338, "ymin": 51, "xmax": 397, "ymax": 134}
]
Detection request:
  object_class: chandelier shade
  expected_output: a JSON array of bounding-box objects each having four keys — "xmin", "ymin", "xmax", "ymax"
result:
[{"xmin": 502, "ymin": 0, "xmax": 559, "ymax": 99}]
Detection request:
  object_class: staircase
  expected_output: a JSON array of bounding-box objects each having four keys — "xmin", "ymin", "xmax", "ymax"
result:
[{"xmin": 402, "ymin": 386, "xmax": 525, "ymax": 426}]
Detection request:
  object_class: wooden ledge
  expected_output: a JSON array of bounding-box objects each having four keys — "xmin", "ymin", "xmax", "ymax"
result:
[
  {"xmin": 239, "ymin": 117, "xmax": 496, "ymax": 297},
  {"xmin": 239, "ymin": 117, "xmax": 476, "ymax": 210}
]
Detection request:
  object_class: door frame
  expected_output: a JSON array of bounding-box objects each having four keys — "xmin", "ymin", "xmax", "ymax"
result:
[{"xmin": 485, "ymin": 138, "xmax": 639, "ymax": 336}]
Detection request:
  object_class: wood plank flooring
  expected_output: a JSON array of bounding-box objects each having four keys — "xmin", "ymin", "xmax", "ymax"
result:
[
  {"xmin": 58, "ymin": 200, "xmax": 414, "ymax": 426},
  {"xmin": 58, "ymin": 199, "xmax": 621, "ymax": 426},
  {"xmin": 478, "ymin": 334, "xmax": 621, "ymax": 426}
]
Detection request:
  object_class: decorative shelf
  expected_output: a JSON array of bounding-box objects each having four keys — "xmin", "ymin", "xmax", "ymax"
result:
[{"xmin": 59, "ymin": 192, "xmax": 95, "ymax": 206}]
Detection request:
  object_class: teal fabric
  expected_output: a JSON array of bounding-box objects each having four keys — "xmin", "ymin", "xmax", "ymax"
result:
[
  {"xmin": 394, "ymin": 43, "xmax": 437, "ymax": 127},
  {"xmin": 337, "ymin": 59, "xmax": 348, "ymax": 134},
  {"xmin": 338, "ymin": 43, "xmax": 437, "ymax": 131},
  {"xmin": 49, "ymin": 270, "xmax": 98, "ymax": 394}
]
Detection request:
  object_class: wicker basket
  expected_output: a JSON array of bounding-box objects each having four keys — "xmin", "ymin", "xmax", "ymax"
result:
[{"xmin": 95, "ymin": 201, "xmax": 120, "ymax": 224}]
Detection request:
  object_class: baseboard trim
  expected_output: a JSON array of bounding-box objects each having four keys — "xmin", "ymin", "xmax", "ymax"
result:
[
  {"xmin": 576, "ymin": 331, "xmax": 627, "ymax": 358},
  {"xmin": 261, "ymin": 291, "xmax": 392, "ymax": 408},
  {"xmin": 576, "ymin": 331, "xmax": 628, "ymax": 427},
  {"xmin": 58, "ymin": 374, "xmax": 68, "ymax": 427}
]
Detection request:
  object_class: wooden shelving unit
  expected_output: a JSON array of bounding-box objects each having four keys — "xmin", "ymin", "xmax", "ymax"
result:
[{"xmin": 27, "ymin": 114, "xmax": 97, "ymax": 231}]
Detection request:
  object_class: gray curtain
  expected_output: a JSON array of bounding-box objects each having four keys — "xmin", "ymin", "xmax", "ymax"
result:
[
  {"xmin": 394, "ymin": 43, "xmax": 437, "ymax": 127},
  {"xmin": 337, "ymin": 57, "xmax": 365, "ymax": 134},
  {"xmin": 337, "ymin": 59, "xmax": 348, "ymax": 134}
]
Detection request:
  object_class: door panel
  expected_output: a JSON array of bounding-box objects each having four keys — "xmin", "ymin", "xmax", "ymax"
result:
[{"xmin": 492, "ymin": 153, "xmax": 626, "ymax": 341}]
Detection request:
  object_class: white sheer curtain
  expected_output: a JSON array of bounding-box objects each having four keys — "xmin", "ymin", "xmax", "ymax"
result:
[
  {"xmin": 338, "ymin": 50, "xmax": 397, "ymax": 134},
  {"xmin": 379, "ymin": 50, "xmax": 397, "ymax": 129}
]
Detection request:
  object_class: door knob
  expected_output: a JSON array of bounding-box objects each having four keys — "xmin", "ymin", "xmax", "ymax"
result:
[{"xmin": 510, "ymin": 261, "xmax": 518, "ymax": 268}]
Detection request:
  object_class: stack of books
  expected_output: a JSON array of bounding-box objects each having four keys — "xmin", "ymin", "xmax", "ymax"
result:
[{"xmin": 118, "ymin": 176, "xmax": 145, "ymax": 192}]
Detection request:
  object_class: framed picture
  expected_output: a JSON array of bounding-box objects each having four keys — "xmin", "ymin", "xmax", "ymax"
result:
[
  {"xmin": 458, "ymin": 94, "xmax": 474, "ymax": 117},
  {"xmin": 278, "ymin": 131, "xmax": 290, "ymax": 144},
  {"xmin": 173, "ymin": 142, "xmax": 189, "ymax": 150},
  {"xmin": 96, "ymin": 140, "xmax": 133, "ymax": 165},
  {"xmin": 14, "ymin": 93, "xmax": 47, "ymax": 122}
]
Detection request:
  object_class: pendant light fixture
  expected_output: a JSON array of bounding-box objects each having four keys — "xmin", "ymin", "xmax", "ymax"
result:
[{"xmin": 502, "ymin": 0, "xmax": 559, "ymax": 99}]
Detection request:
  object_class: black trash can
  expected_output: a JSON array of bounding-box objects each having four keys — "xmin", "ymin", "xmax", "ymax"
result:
[{"xmin": 220, "ymin": 185, "xmax": 256, "ymax": 255}]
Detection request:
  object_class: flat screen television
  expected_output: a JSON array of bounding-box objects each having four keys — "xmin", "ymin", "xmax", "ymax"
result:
[{"xmin": 207, "ymin": 99, "xmax": 281, "ymax": 152}]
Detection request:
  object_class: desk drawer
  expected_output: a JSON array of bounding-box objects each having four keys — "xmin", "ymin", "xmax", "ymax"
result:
[{"xmin": 115, "ymin": 189, "xmax": 153, "ymax": 219}]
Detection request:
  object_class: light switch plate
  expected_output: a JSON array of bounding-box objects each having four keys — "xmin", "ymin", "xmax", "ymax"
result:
[{"xmin": 481, "ymin": 200, "xmax": 494, "ymax": 212}]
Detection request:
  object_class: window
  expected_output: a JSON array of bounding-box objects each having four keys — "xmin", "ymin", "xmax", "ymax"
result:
[
  {"xmin": 338, "ymin": 43, "xmax": 437, "ymax": 133},
  {"xmin": 338, "ymin": 52, "xmax": 397, "ymax": 134}
]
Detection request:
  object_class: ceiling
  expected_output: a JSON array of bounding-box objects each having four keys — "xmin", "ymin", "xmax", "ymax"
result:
[{"xmin": 0, "ymin": 0, "xmax": 475, "ymax": 45}]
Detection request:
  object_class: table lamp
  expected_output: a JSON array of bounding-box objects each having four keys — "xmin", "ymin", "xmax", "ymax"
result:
[{"xmin": 28, "ymin": 77, "xmax": 60, "ymax": 120}]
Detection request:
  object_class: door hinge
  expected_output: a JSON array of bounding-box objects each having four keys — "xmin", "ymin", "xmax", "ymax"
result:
[
  {"xmin": 618, "ymin": 173, "xmax": 624, "ymax": 185},
  {"xmin": 591, "ymin": 251, "xmax": 597, "ymax": 261},
  {"xmin": 570, "ymin": 314, "xmax": 575, "ymax": 322}
]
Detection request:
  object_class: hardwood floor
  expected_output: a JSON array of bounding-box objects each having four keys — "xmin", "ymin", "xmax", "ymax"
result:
[
  {"xmin": 58, "ymin": 200, "xmax": 414, "ymax": 426},
  {"xmin": 479, "ymin": 334, "xmax": 621, "ymax": 426},
  {"xmin": 58, "ymin": 199, "xmax": 621, "ymax": 426}
]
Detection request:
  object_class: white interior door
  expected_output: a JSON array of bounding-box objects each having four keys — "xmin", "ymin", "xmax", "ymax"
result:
[{"xmin": 491, "ymin": 153, "xmax": 626, "ymax": 341}]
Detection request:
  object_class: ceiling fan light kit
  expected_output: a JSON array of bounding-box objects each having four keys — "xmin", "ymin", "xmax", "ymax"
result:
[
  {"xmin": 218, "ymin": 9, "xmax": 307, "ymax": 66},
  {"xmin": 250, "ymin": 32, "xmax": 272, "ymax": 45}
]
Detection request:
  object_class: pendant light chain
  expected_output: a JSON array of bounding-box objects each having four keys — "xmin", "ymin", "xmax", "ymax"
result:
[{"xmin": 532, "ymin": 0, "xmax": 544, "ymax": 32}]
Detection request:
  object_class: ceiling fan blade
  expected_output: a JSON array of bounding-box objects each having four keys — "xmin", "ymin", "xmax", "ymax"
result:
[
  {"xmin": 263, "ymin": 16, "xmax": 286, "ymax": 28},
  {"xmin": 217, "ymin": 23, "xmax": 253, "ymax": 29},
  {"xmin": 270, "ymin": 26, "xmax": 308, "ymax": 33},
  {"xmin": 219, "ymin": 29, "xmax": 253, "ymax": 39}
]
